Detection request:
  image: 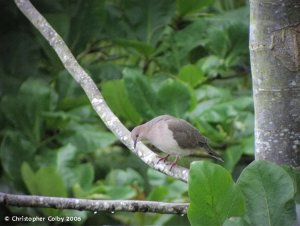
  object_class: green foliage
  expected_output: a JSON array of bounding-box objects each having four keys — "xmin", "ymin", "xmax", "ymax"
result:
[
  {"xmin": 123, "ymin": 68, "xmax": 192, "ymax": 119},
  {"xmin": 123, "ymin": 68, "xmax": 159, "ymax": 119},
  {"xmin": 57, "ymin": 144, "xmax": 94, "ymax": 190},
  {"xmin": 188, "ymin": 161, "xmax": 298, "ymax": 226},
  {"xmin": 177, "ymin": 64, "xmax": 206, "ymax": 88},
  {"xmin": 177, "ymin": 0, "xmax": 215, "ymax": 16},
  {"xmin": 0, "ymin": 0, "xmax": 274, "ymax": 225},
  {"xmin": 188, "ymin": 161, "xmax": 245, "ymax": 226},
  {"xmin": 102, "ymin": 79, "xmax": 141, "ymax": 124},
  {"xmin": 21, "ymin": 162, "xmax": 67, "ymax": 197},
  {"xmin": 237, "ymin": 161, "xmax": 297, "ymax": 226}
]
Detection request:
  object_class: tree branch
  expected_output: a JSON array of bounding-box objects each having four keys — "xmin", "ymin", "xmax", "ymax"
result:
[
  {"xmin": 13, "ymin": 0, "xmax": 189, "ymax": 183},
  {"xmin": 0, "ymin": 193, "xmax": 188, "ymax": 214}
]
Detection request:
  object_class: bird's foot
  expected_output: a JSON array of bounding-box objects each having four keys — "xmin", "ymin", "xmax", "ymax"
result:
[
  {"xmin": 169, "ymin": 162, "xmax": 177, "ymax": 170},
  {"xmin": 157, "ymin": 155, "xmax": 170, "ymax": 164},
  {"xmin": 169, "ymin": 156, "xmax": 179, "ymax": 170}
]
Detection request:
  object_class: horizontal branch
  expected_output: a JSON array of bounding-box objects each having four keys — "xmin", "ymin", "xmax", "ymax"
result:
[
  {"xmin": 0, "ymin": 193, "xmax": 188, "ymax": 215},
  {"xmin": 14, "ymin": 0, "xmax": 189, "ymax": 183}
]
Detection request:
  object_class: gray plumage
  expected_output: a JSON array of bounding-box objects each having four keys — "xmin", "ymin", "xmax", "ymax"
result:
[{"xmin": 131, "ymin": 115, "xmax": 223, "ymax": 167}]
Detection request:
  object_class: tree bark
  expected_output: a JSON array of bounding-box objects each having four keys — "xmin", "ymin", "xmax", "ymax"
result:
[
  {"xmin": 0, "ymin": 193, "xmax": 188, "ymax": 215},
  {"xmin": 250, "ymin": 0, "xmax": 300, "ymax": 166}
]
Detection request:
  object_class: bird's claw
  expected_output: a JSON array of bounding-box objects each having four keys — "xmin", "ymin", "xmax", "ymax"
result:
[
  {"xmin": 157, "ymin": 155, "xmax": 170, "ymax": 164},
  {"xmin": 169, "ymin": 162, "xmax": 177, "ymax": 170}
]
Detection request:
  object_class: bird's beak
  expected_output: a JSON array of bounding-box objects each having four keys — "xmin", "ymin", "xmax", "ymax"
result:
[{"xmin": 133, "ymin": 138, "xmax": 138, "ymax": 149}]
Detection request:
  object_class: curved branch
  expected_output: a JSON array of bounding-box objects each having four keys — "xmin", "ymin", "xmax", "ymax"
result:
[
  {"xmin": 14, "ymin": 0, "xmax": 189, "ymax": 182},
  {"xmin": 0, "ymin": 193, "xmax": 188, "ymax": 214}
]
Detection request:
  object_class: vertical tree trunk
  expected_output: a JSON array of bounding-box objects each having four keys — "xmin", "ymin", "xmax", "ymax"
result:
[{"xmin": 250, "ymin": 0, "xmax": 300, "ymax": 166}]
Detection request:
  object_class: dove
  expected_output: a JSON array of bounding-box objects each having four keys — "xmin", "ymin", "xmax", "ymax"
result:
[{"xmin": 131, "ymin": 115, "xmax": 223, "ymax": 169}]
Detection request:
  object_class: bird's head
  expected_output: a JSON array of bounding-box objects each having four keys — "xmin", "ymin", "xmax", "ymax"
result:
[{"xmin": 131, "ymin": 125, "xmax": 146, "ymax": 149}]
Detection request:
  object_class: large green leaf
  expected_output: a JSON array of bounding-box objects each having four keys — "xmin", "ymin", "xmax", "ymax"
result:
[
  {"xmin": 102, "ymin": 79, "xmax": 141, "ymax": 124},
  {"xmin": 123, "ymin": 68, "xmax": 159, "ymax": 119},
  {"xmin": 157, "ymin": 79, "xmax": 191, "ymax": 117},
  {"xmin": 177, "ymin": 64, "xmax": 206, "ymax": 88},
  {"xmin": 188, "ymin": 161, "xmax": 245, "ymax": 226},
  {"xmin": 21, "ymin": 163, "xmax": 67, "ymax": 217},
  {"xmin": 35, "ymin": 167, "xmax": 67, "ymax": 197},
  {"xmin": 21, "ymin": 162, "xmax": 67, "ymax": 197},
  {"xmin": 237, "ymin": 161, "xmax": 296, "ymax": 226}
]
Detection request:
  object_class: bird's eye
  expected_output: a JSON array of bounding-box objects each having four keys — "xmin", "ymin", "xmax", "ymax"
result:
[{"xmin": 135, "ymin": 134, "xmax": 139, "ymax": 138}]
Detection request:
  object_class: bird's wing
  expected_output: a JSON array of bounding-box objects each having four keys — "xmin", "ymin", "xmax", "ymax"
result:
[
  {"xmin": 167, "ymin": 118, "xmax": 207, "ymax": 149},
  {"xmin": 146, "ymin": 115, "xmax": 175, "ymax": 127}
]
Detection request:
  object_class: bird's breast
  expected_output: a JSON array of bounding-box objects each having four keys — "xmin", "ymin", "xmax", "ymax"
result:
[{"xmin": 145, "ymin": 122, "xmax": 189, "ymax": 156}]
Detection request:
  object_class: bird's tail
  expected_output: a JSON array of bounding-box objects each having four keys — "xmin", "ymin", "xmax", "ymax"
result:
[{"xmin": 203, "ymin": 143, "xmax": 224, "ymax": 162}]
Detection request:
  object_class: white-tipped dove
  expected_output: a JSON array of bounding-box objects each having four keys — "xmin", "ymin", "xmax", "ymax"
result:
[{"xmin": 131, "ymin": 115, "xmax": 223, "ymax": 169}]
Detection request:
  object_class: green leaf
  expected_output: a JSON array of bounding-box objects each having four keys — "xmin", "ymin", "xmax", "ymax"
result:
[
  {"xmin": 102, "ymin": 79, "xmax": 141, "ymax": 124},
  {"xmin": 188, "ymin": 161, "xmax": 245, "ymax": 226},
  {"xmin": 0, "ymin": 32, "xmax": 40, "ymax": 79},
  {"xmin": 237, "ymin": 161, "xmax": 296, "ymax": 226},
  {"xmin": 166, "ymin": 180, "xmax": 188, "ymax": 200},
  {"xmin": 21, "ymin": 163, "xmax": 67, "ymax": 217},
  {"xmin": 1, "ymin": 132, "xmax": 36, "ymax": 184},
  {"xmin": 195, "ymin": 85, "xmax": 231, "ymax": 102},
  {"xmin": 35, "ymin": 167, "xmax": 67, "ymax": 197},
  {"xmin": 21, "ymin": 162, "xmax": 38, "ymax": 195},
  {"xmin": 123, "ymin": 68, "xmax": 159, "ymax": 119},
  {"xmin": 177, "ymin": 64, "xmax": 206, "ymax": 87},
  {"xmin": 282, "ymin": 166, "xmax": 300, "ymax": 203},
  {"xmin": 21, "ymin": 163, "xmax": 67, "ymax": 197},
  {"xmin": 223, "ymin": 217, "xmax": 250, "ymax": 226},
  {"xmin": 115, "ymin": 39, "xmax": 155, "ymax": 57},
  {"xmin": 157, "ymin": 79, "xmax": 191, "ymax": 117},
  {"xmin": 42, "ymin": 111, "xmax": 74, "ymax": 129},
  {"xmin": 68, "ymin": 0, "xmax": 106, "ymax": 54},
  {"xmin": 198, "ymin": 97, "xmax": 253, "ymax": 123},
  {"xmin": 222, "ymin": 145, "xmax": 244, "ymax": 172},
  {"xmin": 88, "ymin": 63, "xmax": 122, "ymax": 81},
  {"xmin": 240, "ymin": 136, "xmax": 254, "ymax": 155},
  {"xmin": 62, "ymin": 123, "xmax": 117, "ymax": 153},
  {"xmin": 147, "ymin": 168, "xmax": 168, "ymax": 187},
  {"xmin": 197, "ymin": 55, "xmax": 224, "ymax": 78},
  {"xmin": 148, "ymin": 186, "xmax": 168, "ymax": 201},
  {"xmin": 119, "ymin": 0, "xmax": 175, "ymax": 44},
  {"xmin": 106, "ymin": 186, "xmax": 137, "ymax": 200},
  {"xmin": 176, "ymin": 0, "xmax": 215, "ymax": 16},
  {"xmin": 1, "ymin": 78, "xmax": 54, "ymax": 144},
  {"xmin": 105, "ymin": 168, "xmax": 144, "ymax": 189},
  {"xmin": 57, "ymin": 144, "xmax": 94, "ymax": 190},
  {"xmin": 193, "ymin": 119, "xmax": 227, "ymax": 142}
]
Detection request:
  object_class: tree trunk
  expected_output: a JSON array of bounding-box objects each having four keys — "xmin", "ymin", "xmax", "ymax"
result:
[{"xmin": 250, "ymin": 0, "xmax": 300, "ymax": 166}]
